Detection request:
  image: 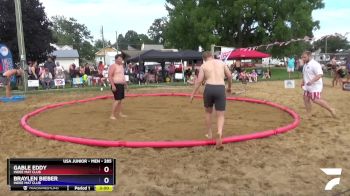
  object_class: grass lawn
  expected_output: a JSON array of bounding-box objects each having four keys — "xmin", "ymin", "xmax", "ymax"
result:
[
  {"xmin": 245, "ymin": 67, "xmax": 332, "ymax": 81},
  {"xmin": 1, "ymin": 67, "xmax": 333, "ymax": 96}
]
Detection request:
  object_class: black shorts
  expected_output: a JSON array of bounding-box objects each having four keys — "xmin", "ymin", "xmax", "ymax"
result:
[
  {"xmin": 111, "ymin": 84, "xmax": 125, "ymax": 100},
  {"xmin": 203, "ymin": 84, "xmax": 226, "ymax": 111},
  {"xmin": 0, "ymin": 76, "xmax": 9, "ymax": 86}
]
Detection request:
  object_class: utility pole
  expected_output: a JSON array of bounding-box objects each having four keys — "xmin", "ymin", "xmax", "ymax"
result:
[
  {"xmin": 116, "ymin": 31, "xmax": 119, "ymax": 52},
  {"xmin": 325, "ymin": 37, "xmax": 328, "ymax": 54},
  {"xmin": 14, "ymin": 0, "xmax": 28, "ymax": 92},
  {"xmin": 210, "ymin": 44, "xmax": 215, "ymax": 54},
  {"xmin": 101, "ymin": 26, "xmax": 106, "ymax": 65}
]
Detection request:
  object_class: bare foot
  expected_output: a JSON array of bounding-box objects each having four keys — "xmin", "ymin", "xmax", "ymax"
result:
[
  {"xmin": 119, "ymin": 113, "xmax": 128, "ymax": 118},
  {"xmin": 110, "ymin": 116, "xmax": 116, "ymax": 120},
  {"xmin": 304, "ymin": 112, "xmax": 312, "ymax": 120},
  {"xmin": 216, "ymin": 132, "xmax": 222, "ymax": 148},
  {"xmin": 330, "ymin": 108, "xmax": 337, "ymax": 118},
  {"xmin": 205, "ymin": 133, "xmax": 212, "ymax": 139}
]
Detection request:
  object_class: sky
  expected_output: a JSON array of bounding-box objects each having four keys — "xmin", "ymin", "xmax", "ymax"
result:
[{"xmin": 40, "ymin": 0, "xmax": 350, "ymax": 44}]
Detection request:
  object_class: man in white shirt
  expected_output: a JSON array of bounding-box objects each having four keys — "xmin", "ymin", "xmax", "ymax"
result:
[{"xmin": 301, "ymin": 51, "xmax": 336, "ymax": 117}]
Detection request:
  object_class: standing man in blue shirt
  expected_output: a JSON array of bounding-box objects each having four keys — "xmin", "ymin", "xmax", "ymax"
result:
[{"xmin": 287, "ymin": 56, "xmax": 295, "ymax": 79}]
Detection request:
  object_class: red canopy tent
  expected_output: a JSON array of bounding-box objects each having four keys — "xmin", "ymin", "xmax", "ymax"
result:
[{"xmin": 227, "ymin": 48, "xmax": 271, "ymax": 60}]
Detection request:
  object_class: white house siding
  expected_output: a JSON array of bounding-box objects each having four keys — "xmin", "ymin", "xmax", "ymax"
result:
[{"xmin": 56, "ymin": 58, "xmax": 79, "ymax": 71}]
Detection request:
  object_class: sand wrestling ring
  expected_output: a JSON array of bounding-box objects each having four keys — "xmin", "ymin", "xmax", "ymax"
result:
[{"xmin": 20, "ymin": 93, "xmax": 300, "ymax": 148}]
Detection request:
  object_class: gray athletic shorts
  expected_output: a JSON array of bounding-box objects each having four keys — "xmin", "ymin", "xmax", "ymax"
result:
[{"xmin": 203, "ymin": 84, "xmax": 226, "ymax": 111}]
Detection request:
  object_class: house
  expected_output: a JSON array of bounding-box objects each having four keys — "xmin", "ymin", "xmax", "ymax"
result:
[
  {"xmin": 122, "ymin": 44, "xmax": 174, "ymax": 61},
  {"xmin": 141, "ymin": 44, "xmax": 164, "ymax": 51},
  {"xmin": 51, "ymin": 45, "xmax": 79, "ymax": 71},
  {"xmin": 95, "ymin": 47, "xmax": 120, "ymax": 65}
]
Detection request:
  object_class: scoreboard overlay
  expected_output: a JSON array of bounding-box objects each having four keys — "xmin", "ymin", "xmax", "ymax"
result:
[{"xmin": 7, "ymin": 158, "xmax": 116, "ymax": 191}]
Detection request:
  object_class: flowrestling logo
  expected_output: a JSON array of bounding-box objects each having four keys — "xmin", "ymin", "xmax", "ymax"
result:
[{"xmin": 321, "ymin": 168, "xmax": 342, "ymax": 190}]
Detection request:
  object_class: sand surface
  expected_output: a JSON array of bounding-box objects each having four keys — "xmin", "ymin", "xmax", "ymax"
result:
[
  {"xmin": 28, "ymin": 96, "xmax": 292, "ymax": 141},
  {"xmin": 0, "ymin": 79, "xmax": 349, "ymax": 195}
]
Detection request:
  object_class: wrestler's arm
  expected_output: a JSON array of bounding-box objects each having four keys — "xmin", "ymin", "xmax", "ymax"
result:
[
  {"xmin": 224, "ymin": 65, "xmax": 232, "ymax": 92},
  {"xmin": 193, "ymin": 67, "xmax": 204, "ymax": 92},
  {"xmin": 307, "ymin": 65, "xmax": 323, "ymax": 86},
  {"xmin": 32, "ymin": 67, "xmax": 38, "ymax": 79},
  {"xmin": 122, "ymin": 66, "xmax": 128, "ymax": 89},
  {"xmin": 108, "ymin": 65, "xmax": 116, "ymax": 90}
]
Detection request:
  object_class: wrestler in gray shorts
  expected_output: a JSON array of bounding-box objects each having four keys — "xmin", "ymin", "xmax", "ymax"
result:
[{"xmin": 203, "ymin": 84, "xmax": 226, "ymax": 111}]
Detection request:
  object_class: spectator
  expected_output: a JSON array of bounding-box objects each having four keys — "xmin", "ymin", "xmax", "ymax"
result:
[
  {"xmin": 251, "ymin": 69, "xmax": 258, "ymax": 82},
  {"xmin": 330, "ymin": 56, "xmax": 340, "ymax": 87},
  {"xmin": 79, "ymin": 65, "xmax": 85, "ymax": 76},
  {"xmin": 233, "ymin": 60, "xmax": 242, "ymax": 80},
  {"xmin": 239, "ymin": 70, "xmax": 249, "ymax": 83},
  {"xmin": 44, "ymin": 56, "xmax": 56, "ymax": 78},
  {"xmin": 185, "ymin": 68, "xmax": 192, "ymax": 80},
  {"xmin": 84, "ymin": 63, "xmax": 92, "ymax": 86},
  {"xmin": 263, "ymin": 68, "xmax": 271, "ymax": 79},
  {"xmin": 125, "ymin": 63, "xmax": 133, "ymax": 74},
  {"xmin": 297, "ymin": 57, "xmax": 304, "ymax": 72},
  {"xmin": 287, "ymin": 56, "xmax": 295, "ymax": 79},
  {"xmin": 55, "ymin": 68, "xmax": 65, "ymax": 89},
  {"xmin": 38, "ymin": 63, "xmax": 45, "ymax": 78},
  {"xmin": 101, "ymin": 65, "xmax": 109, "ymax": 87},
  {"xmin": 229, "ymin": 63, "xmax": 235, "ymax": 73},
  {"xmin": 187, "ymin": 69, "xmax": 199, "ymax": 85},
  {"xmin": 69, "ymin": 63, "xmax": 78, "ymax": 87},
  {"xmin": 346, "ymin": 56, "xmax": 350, "ymax": 82},
  {"xmin": 232, "ymin": 70, "xmax": 239, "ymax": 81},
  {"xmin": 28, "ymin": 60, "xmax": 39, "ymax": 80},
  {"xmin": 69, "ymin": 64, "xmax": 76, "ymax": 77},
  {"xmin": 137, "ymin": 70, "xmax": 145, "ymax": 84},
  {"xmin": 146, "ymin": 69, "xmax": 157, "ymax": 84},
  {"xmin": 40, "ymin": 68, "xmax": 53, "ymax": 89},
  {"xmin": 168, "ymin": 64, "xmax": 175, "ymax": 82},
  {"xmin": 54, "ymin": 61, "xmax": 64, "ymax": 77},
  {"xmin": 98, "ymin": 61, "xmax": 104, "ymax": 76},
  {"xmin": 337, "ymin": 66, "xmax": 346, "ymax": 83}
]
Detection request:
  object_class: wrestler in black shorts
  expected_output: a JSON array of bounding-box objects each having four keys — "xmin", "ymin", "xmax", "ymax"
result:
[
  {"xmin": 203, "ymin": 84, "xmax": 226, "ymax": 111},
  {"xmin": 0, "ymin": 75, "xmax": 9, "ymax": 86},
  {"xmin": 111, "ymin": 83, "xmax": 125, "ymax": 100}
]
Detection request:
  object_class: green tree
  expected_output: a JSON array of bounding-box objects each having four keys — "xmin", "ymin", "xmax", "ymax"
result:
[
  {"xmin": 165, "ymin": 0, "xmax": 324, "ymax": 57},
  {"xmin": 124, "ymin": 30, "xmax": 142, "ymax": 49},
  {"xmin": 51, "ymin": 16, "xmax": 95, "ymax": 61},
  {"xmin": 80, "ymin": 41, "xmax": 97, "ymax": 61},
  {"xmin": 148, "ymin": 17, "xmax": 168, "ymax": 44},
  {"xmin": 165, "ymin": 0, "xmax": 219, "ymax": 50},
  {"xmin": 115, "ymin": 31, "xmax": 159, "ymax": 50},
  {"xmin": 94, "ymin": 39, "xmax": 112, "ymax": 50},
  {"xmin": 0, "ymin": 0, "xmax": 54, "ymax": 62},
  {"xmin": 313, "ymin": 36, "xmax": 350, "ymax": 53},
  {"xmin": 139, "ymin": 34, "xmax": 154, "ymax": 45},
  {"xmin": 116, "ymin": 34, "xmax": 127, "ymax": 50}
]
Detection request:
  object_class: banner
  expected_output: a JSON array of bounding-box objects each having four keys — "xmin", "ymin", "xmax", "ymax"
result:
[
  {"xmin": 0, "ymin": 43, "xmax": 15, "ymax": 83},
  {"xmin": 28, "ymin": 80, "xmax": 40, "ymax": 87},
  {"xmin": 244, "ymin": 32, "xmax": 350, "ymax": 51},
  {"xmin": 175, "ymin": 73, "xmax": 184, "ymax": 80},
  {"xmin": 220, "ymin": 47, "xmax": 235, "ymax": 61},
  {"xmin": 284, "ymin": 80, "xmax": 295, "ymax": 89},
  {"xmin": 124, "ymin": 75, "xmax": 129, "ymax": 82},
  {"xmin": 343, "ymin": 82, "xmax": 350, "ymax": 91},
  {"xmin": 54, "ymin": 79, "xmax": 65, "ymax": 86},
  {"xmin": 73, "ymin": 77, "xmax": 83, "ymax": 85}
]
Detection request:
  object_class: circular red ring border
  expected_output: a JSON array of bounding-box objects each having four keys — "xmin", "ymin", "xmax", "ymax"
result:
[{"xmin": 20, "ymin": 93, "xmax": 300, "ymax": 148}]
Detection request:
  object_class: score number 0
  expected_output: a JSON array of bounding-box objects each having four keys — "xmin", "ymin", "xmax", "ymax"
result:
[{"xmin": 103, "ymin": 166, "xmax": 110, "ymax": 184}]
